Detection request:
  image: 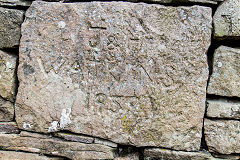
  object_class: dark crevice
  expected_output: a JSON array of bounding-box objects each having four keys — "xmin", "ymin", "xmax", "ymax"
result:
[
  {"xmin": 0, "ymin": 47, "xmax": 19, "ymax": 55},
  {"xmin": 205, "ymin": 117, "xmax": 240, "ymax": 121},
  {"xmin": 41, "ymin": 0, "xmax": 220, "ymax": 7},
  {"xmin": 0, "ymin": 5, "xmax": 30, "ymax": 11},
  {"xmin": 200, "ymin": 119, "xmax": 209, "ymax": 151},
  {"xmin": 207, "ymin": 94, "xmax": 240, "ymax": 102}
]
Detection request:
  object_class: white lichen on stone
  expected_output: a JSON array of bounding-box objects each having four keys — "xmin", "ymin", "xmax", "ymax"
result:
[
  {"xmin": 60, "ymin": 108, "xmax": 72, "ymax": 129},
  {"xmin": 217, "ymin": 61, "xmax": 222, "ymax": 67},
  {"xmin": 23, "ymin": 122, "xmax": 32, "ymax": 129},
  {"xmin": 58, "ymin": 21, "xmax": 66, "ymax": 28},
  {"xmin": 48, "ymin": 121, "xmax": 59, "ymax": 132}
]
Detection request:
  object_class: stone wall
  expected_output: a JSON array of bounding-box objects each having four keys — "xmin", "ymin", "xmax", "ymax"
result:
[{"xmin": 0, "ymin": 0, "xmax": 239, "ymax": 159}]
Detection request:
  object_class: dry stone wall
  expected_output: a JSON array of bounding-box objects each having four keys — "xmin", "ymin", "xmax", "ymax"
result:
[{"xmin": 0, "ymin": 0, "xmax": 239, "ymax": 159}]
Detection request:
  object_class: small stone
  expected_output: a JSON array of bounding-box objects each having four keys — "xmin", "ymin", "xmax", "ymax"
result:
[
  {"xmin": 144, "ymin": 148, "xmax": 214, "ymax": 160},
  {"xmin": 0, "ymin": 132, "xmax": 115, "ymax": 159},
  {"xmin": 0, "ymin": 7, "xmax": 24, "ymax": 49},
  {"xmin": 0, "ymin": 50, "xmax": 17, "ymax": 102},
  {"xmin": 0, "ymin": 0, "xmax": 32, "ymax": 7},
  {"xmin": 208, "ymin": 46, "xmax": 240, "ymax": 97},
  {"xmin": 204, "ymin": 119, "xmax": 240, "ymax": 154},
  {"xmin": 95, "ymin": 138, "xmax": 118, "ymax": 148},
  {"xmin": 54, "ymin": 132, "xmax": 94, "ymax": 144},
  {"xmin": 206, "ymin": 99, "xmax": 240, "ymax": 119},
  {"xmin": 0, "ymin": 97, "xmax": 14, "ymax": 121},
  {"xmin": 114, "ymin": 152, "xmax": 139, "ymax": 160},
  {"xmin": 0, "ymin": 122, "xmax": 19, "ymax": 134},
  {"xmin": 213, "ymin": 0, "xmax": 240, "ymax": 40},
  {"xmin": 0, "ymin": 150, "xmax": 63, "ymax": 160}
]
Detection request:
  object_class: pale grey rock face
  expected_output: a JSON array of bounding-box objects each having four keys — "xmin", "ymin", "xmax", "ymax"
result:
[
  {"xmin": 0, "ymin": 122, "xmax": 19, "ymax": 134},
  {"xmin": 0, "ymin": 151, "xmax": 63, "ymax": 160},
  {"xmin": 0, "ymin": 97, "xmax": 14, "ymax": 121},
  {"xmin": 213, "ymin": 0, "xmax": 240, "ymax": 39},
  {"xmin": 204, "ymin": 119, "xmax": 240, "ymax": 154},
  {"xmin": 208, "ymin": 46, "xmax": 240, "ymax": 97},
  {"xmin": 144, "ymin": 148, "xmax": 214, "ymax": 160},
  {"xmin": 207, "ymin": 99, "xmax": 240, "ymax": 119},
  {"xmin": 0, "ymin": 132, "xmax": 115, "ymax": 159},
  {"xmin": 0, "ymin": 7, "xmax": 24, "ymax": 49},
  {"xmin": 16, "ymin": 1, "xmax": 211, "ymax": 151},
  {"xmin": 0, "ymin": 0, "xmax": 31, "ymax": 7},
  {"xmin": 0, "ymin": 50, "xmax": 17, "ymax": 102},
  {"xmin": 137, "ymin": 0, "xmax": 222, "ymax": 5}
]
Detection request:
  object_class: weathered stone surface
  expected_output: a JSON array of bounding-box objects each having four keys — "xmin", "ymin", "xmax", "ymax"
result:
[
  {"xmin": 206, "ymin": 99, "xmax": 240, "ymax": 119},
  {"xmin": 204, "ymin": 119, "xmax": 240, "ymax": 154},
  {"xmin": 208, "ymin": 46, "xmax": 240, "ymax": 97},
  {"xmin": 0, "ymin": 7, "xmax": 24, "ymax": 49},
  {"xmin": 54, "ymin": 132, "xmax": 94, "ymax": 143},
  {"xmin": 134, "ymin": 0, "xmax": 223, "ymax": 5},
  {"xmin": 213, "ymin": 0, "xmax": 240, "ymax": 39},
  {"xmin": 0, "ymin": 97, "xmax": 14, "ymax": 121},
  {"xmin": 144, "ymin": 148, "xmax": 215, "ymax": 160},
  {"xmin": 0, "ymin": 151, "xmax": 63, "ymax": 160},
  {"xmin": 0, "ymin": 132, "xmax": 115, "ymax": 159},
  {"xmin": 114, "ymin": 153, "xmax": 139, "ymax": 160},
  {"xmin": 16, "ymin": 1, "xmax": 211, "ymax": 151},
  {"xmin": 0, "ymin": 122, "xmax": 19, "ymax": 133},
  {"xmin": 95, "ymin": 138, "xmax": 118, "ymax": 148},
  {"xmin": 0, "ymin": 0, "xmax": 31, "ymax": 7},
  {"xmin": 0, "ymin": 50, "xmax": 17, "ymax": 102}
]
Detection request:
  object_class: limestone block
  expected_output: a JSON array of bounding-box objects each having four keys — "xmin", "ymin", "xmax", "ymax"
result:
[
  {"xmin": 206, "ymin": 99, "xmax": 240, "ymax": 119},
  {"xmin": 213, "ymin": 0, "xmax": 240, "ymax": 39},
  {"xmin": 0, "ymin": 7, "xmax": 24, "ymax": 49},
  {"xmin": 204, "ymin": 119, "xmax": 240, "ymax": 154},
  {"xmin": 16, "ymin": 1, "xmax": 211, "ymax": 151},
  {"xmin": 208, "ymin": 46, "xmax": 240, "ymax": 97},
  {"xmin": 0, "ymin": 0, "xmax": 31, "ymax": 7},
  {"xmin": 0, "ymin": 97, "xmax": 14, "ymax": 121},
  {"xmin": 0, "ymin": 50, "xmax": 17, "ymax": 102}
]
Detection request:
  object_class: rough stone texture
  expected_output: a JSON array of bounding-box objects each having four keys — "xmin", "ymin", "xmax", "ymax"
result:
[
  {"xmin": 206, "ymin": 99, "xmax": 240, "ymax": 119},
  {"xmin": 0, "ymin": 97, "xmax": 14, "ymax": 121},
  {"xmin": 0, "ymin": 132, "xmax": 115, "ymax": 159},
  {"xmin": 114, "ymin": 153, "xmax": 139, "ymax": 160},
  {"xmin": 54, "ymin": 132, "xmax": 94, "ymax": 143},
  {"xmin": 0, "ymin": 0, "xmax": 31, "ymax": 7},
  {"xmin": 95, "ymin": 138, "xmax": 118, "ymax": 148},
  {"xmin": 208, "ymin": 46, "xmax": 240, "ymax": 97},
  {"xmin": 16, "ymin": 1, "xmax": 212, "ymax": 151},
  {"xmin": 0, "ymin": 50, "xmax": 17, "ymax": 102},
  {"xmin": 0, "ymin": 151, "xmax": 63, "ymax": 160},
  {"xmin": 144, "ymin": 148, "xmax": 218, "ymax": 160},
  {"xmin": 204, "ymin": 119, "xmax": 240, "ymax": 154},
  {"xmin": 213, "ymin": 0, "xmax": 240, "ymax": 40},
  {"xmin": 0, "ymin": 122, "xmax": 19, "ymax": 134},
  {"xmin": 0, "ymin": 7, "xmax": 24, "ymax": 49}
]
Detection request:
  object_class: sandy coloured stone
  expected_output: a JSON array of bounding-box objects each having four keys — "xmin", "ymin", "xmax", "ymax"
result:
[
  {"xmin": 16, "ymin": 1, "xmax": 211, "ymax": 151},
  {"xmin": 0, "ymin": 122, "xmax": 19, "ymax": 133},
  {"xmin": 0, "ymin": 7, "xmax": 24, "ymax": 49},
  {"xmin": 213, "ymin": 0, "xmax": 240, "ymax": 40},
  {"xmin": 95, "ymin": 138, "xmax": 118, "ymax": 148},
  {"xmin": 144, "ymin": 148, "xmax": 215, "ymax": 160},
  {"xmin": 54, "ymin": 132, "xmax": 94, "ymax": 143},
  {"xmin": 0, "ymin": 50, "xmax": 17, "ymax": 102},
  {"xmin": 0, "ymin": 132, "xmax": 115, "ymax": 159},
  {"xmin": 0, "ymin": 97, "xmax": 14, "ymax": 121},
  {"xmin": 0, "ymin": 151, "xmax": 63, "ymax": 160},
  {"xmin": 206, "ymin": 99, "xmax": 240, "ymax": 119},
  {"xmin": 0, "ymin": 0, "xmax": 31, "ymax": 7},
  {"xmin": 204, "ymin": 119, "xmax": 240, "ymax": 154},
  {"xmin": 207, "ymin": 46, "xmax": 240, "ymax": 97}
]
